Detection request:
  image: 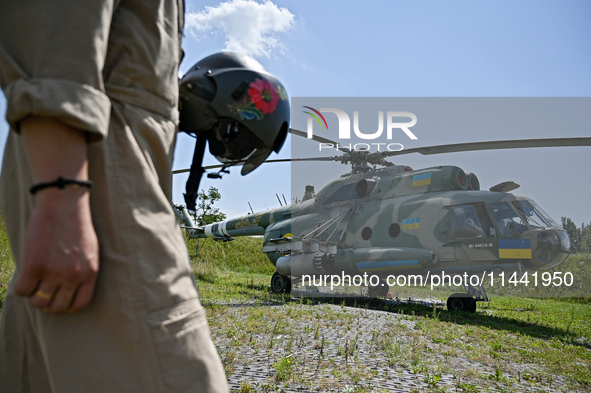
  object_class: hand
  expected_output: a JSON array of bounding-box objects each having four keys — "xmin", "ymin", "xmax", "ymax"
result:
[
  {"xmin": 16, "ymin": 116, "xmax": 99, "ymax": 313},
  {"xmin": 15, "ymin": 188, "xmax": 99, "ymax": 313}
]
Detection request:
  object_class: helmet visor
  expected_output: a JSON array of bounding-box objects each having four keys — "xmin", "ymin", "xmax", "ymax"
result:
[{"xmin": 207, "ymin": 118, "xmax": 271, "ymax": 175}]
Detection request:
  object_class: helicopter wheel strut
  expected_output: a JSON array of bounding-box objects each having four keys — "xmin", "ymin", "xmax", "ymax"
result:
[
  {"xmin": 447, "ymin": 293, "xmax": 476, "ymax": 313},
  {"xmin": 271, "ymin": 271, "xmax": 292, "ymax": 294}
]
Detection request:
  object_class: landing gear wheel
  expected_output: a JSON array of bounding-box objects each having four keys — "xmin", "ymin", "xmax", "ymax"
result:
[
  {"xmin": 447, "ymin": 297, "xmax": 465, "ymax": 312},
  {"xmin": 447, "ymin": 293, "xmax": 476, "ymax": 313},
  {"xmin": 463, "ymin": 297, "xmax": 477, "ymax": 313},
  {"xmin": 367, "ymin": 279, "xmax": 389, "ymax": 298},
  {"xmin": 271, "ymin": 272, "xmax": 291, "ymax": 294}
]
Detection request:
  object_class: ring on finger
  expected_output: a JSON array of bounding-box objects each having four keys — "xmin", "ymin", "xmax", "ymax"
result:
[{"xmin": 35, "ymin": 288, "xmax": 54, "ymax": 300}]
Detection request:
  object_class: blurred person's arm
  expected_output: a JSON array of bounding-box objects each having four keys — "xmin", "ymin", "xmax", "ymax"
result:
[{"xmin": 15, "ymin": 116, "xmax": 99, "ymax": 313}]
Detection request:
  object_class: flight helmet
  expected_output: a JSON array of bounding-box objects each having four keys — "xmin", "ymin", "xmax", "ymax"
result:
[{"xmin": 179, "ymin": 52, "xmax": 289, "ymax": 175}]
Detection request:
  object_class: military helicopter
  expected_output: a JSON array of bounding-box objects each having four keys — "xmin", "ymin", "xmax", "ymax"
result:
[{"xmin": 173, "ymin": 129, "xmax": 590, "ymax": 313}]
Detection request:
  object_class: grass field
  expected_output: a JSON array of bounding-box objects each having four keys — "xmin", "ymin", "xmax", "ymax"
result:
[
  {"xmin": 1, "ymin": 218, "xmax": 590, "ymax": 392},
  {"xmin": 190, "ymin": 238, "xmax": 591, "ymax": 392},
  {"xmin": 0, "ymin": 215, "xmax": 13, "ymax": 308}
]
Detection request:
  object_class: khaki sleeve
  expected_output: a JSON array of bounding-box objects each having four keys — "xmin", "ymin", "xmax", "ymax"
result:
[{"xmin": 0, "ymin": 0, "xmax": 118, "ymax": 143}]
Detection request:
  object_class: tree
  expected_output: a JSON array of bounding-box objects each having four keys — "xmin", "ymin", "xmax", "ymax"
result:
[
  {"xmin": 582, "ymin": 222, "xmax": 591, "ymax": 254},
  {"xmin": 562, "ymin": 216, "xmax": 582, "ymax": 254},
  {"xmin": 195, "ymin": 187, "xmax": 226, "ymax": 226}
]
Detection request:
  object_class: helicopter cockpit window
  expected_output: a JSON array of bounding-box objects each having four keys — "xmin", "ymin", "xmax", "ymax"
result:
[
  {"xmin": 529, "ymin": 200, "xmax": 561, "ymax": 228},
  {"xmin": 323, "ymin": 183, "xmax": 358, "ymax": 205},
  {"xmin": 489, "ymin": 202, "xmax": 529, "ymax": 237},
  {"xmin": 512, "ymin": 200, "xmax": 550, "ymax": 229},
  {"xmin": 450, "ymin": 205, "xmax": 486, "ymax": 239}
]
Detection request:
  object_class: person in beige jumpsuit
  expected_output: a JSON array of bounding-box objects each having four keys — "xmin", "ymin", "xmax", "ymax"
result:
[{"xmin": 0, "ymin": 0, "xmax": 228, "ymax": 392}]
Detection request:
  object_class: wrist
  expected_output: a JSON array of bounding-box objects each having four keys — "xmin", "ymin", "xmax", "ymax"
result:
[
  {"xmin": 33, "ymin": 185, "xmax": 91, "ymax": 214},
  {"xmin": 30, "ymin": 176, "xmax": 93, "ymax": 195}
]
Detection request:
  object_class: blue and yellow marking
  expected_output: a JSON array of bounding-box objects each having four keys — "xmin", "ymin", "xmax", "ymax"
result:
[
  {"xmin": 402, "ymin": 217, "xmax": 420, "ymax": 230},
  {"xmin": 355, "ymin": 260, "xmax": 421, "ymax": 273},
  {"xmin": 412, "ymin": 172, "xmax": 432, "ymax": 187},
  {"xmin": 499, "ymin": 239, "xmax": 532, "ymax": 259}
]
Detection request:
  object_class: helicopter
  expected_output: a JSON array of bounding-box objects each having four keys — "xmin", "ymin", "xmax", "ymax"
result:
[{"xmin": 173, "ymin": 130, "xmax": 591, "ymax": 313}]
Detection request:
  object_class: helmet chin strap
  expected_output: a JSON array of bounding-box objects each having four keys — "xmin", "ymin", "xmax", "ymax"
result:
[{"xmin": 183, "ymin": 136, "xmax": 207, "ymax": 212}]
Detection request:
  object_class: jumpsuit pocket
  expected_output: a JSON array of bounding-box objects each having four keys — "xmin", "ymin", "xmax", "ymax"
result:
[{"xmin": 149, "ymin": 298, "xmax": 219, "ymax": 391}]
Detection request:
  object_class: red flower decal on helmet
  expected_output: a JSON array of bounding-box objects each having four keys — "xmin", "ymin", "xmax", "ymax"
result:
[{"xmin": 248, "ymin": 78, "xmax": 280, "ymax": 115}]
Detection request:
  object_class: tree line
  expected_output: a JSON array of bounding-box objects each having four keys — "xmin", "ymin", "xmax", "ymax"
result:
[{"xmin": 561, "ymin": 217, "xmax": 591, "ymax": 254}]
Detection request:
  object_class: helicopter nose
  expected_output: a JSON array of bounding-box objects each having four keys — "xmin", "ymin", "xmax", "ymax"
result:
[{"xmin": 533, "ymin": 229, "xmax": 570, "ymax": 268}]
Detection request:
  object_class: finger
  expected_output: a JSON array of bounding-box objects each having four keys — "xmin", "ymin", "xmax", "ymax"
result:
[
  {"xmin": 46, "ymin": 286, "xmax": 77, "ymax": 313},
  {"xmin": 28, "ymin": 286, "xmax": 57, "ymax": 309},
  {"xmin": 14, "ymin": 265, "xmax": 43, "ymax": 297},
  {"xmin": 68, "ymin": 280, "xmax": 96, "ymax": 312}
]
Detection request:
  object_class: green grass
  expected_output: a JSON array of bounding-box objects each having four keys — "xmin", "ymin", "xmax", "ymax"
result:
[
  {"xmin": 411, "ymin": 299, "xmax": 591, "ymax": 386},
  {"xmin": 0, "ymin": 215, "xmax": 14, "ymax": 309},
  {"xmin": 186, "ymin": 236, "xmax": 591, "ymax": 391},
  {"xmin": 186, "ymin": 235, "xmax": 275, "ymax": 276},
  {"xmin": 196, "ymin": 272, "xmax": 591, "ymax": 391}
]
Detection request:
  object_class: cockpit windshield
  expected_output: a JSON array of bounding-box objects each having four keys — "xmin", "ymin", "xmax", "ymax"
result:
[
  {"xmin": 488, "ymin": 200, "xmax": 557, "ymax": 237},
  {"xmin": 489, "ymin": 202, "xmax": 529, "ymax": 237},
  {"xmin": 529, "ymin": 200, "xmax": 561, "ymax": 228},
  {"xmin": 512, "ymin": 200, "xmax": 550, "ymax": 229}
]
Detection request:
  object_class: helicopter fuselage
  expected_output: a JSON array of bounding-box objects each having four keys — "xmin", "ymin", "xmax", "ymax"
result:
[{"xmin": 187, "ymin": 164, "xmax": 570, "ymax": 284}]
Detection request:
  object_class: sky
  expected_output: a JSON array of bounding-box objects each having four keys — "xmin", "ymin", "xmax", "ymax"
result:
[{"xmin": 1, "ymin": 0, "xmax": 590, "ymax": 224}]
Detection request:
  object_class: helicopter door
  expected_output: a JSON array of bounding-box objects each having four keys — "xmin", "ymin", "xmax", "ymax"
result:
[{"xmin": 448, "ymin": 203, "xmax": 497, "ymax": 262}]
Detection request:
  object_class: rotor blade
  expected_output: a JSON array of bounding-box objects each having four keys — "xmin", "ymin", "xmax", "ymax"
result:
[
  {"xmin": 173, "ymin": 128, "xmax": 351, "ymax": 175},
  {"xmin": 172, "ymin": 157, "xmax": 340, "ymax": 174},
  {"xmin": 173, "ymin": 163, "xmax": 248, "ymax": 174},
  {"xmin": 261, "ymin": 157, "xmax": 338, "ymax": 163},
  {"xmin": 172, "ymin": 168, "xmax": 195, "ymax": 174},
  {"xmin": 289, "ymin": 128, "xmax": 338, "ymax": 146},
  {"xmin": 289, "ymin": 128, "xmax": 352, "ymax": 153},
  {"xmin": 380, "ymin": 137, "xmax": 591, "ymax": 158},
  {"xmin": 172, "ymin": 168, "xmax": 192, "ymax": 174}
]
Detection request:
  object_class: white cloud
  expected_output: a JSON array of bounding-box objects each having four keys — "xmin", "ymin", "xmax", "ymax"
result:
[{"xmin": 186, "ymin": 0, "xmax": 295, "ymax": 58}]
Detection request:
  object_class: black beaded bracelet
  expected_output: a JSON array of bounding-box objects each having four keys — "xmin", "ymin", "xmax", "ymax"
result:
[{"xmin": 29, "ymin": 176, "xmax": 93, "ymax": 195}]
